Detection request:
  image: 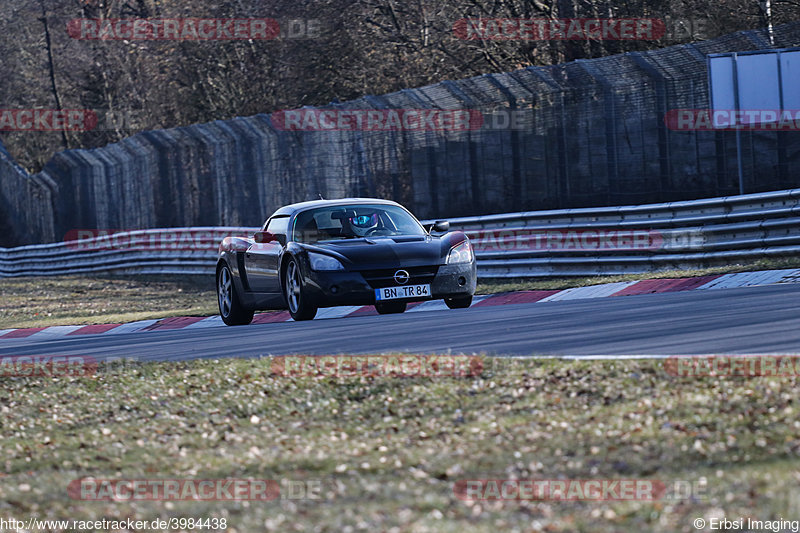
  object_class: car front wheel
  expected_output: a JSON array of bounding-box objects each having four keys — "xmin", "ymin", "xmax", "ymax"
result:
[
  {"xmin": 445, "ymin": 295, "xmax": 473, "ymax": 309},
  {"xmin": 285, "ymin": 259, "xmax": 317, "ymax": 321},
  {"xmin": 218, "ymin": 264, "xmax": 254, "ymax": 326}
]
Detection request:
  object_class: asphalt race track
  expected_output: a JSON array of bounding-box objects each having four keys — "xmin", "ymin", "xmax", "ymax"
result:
[{"xmin": 1, "ymin": 284, "xmax": 799, "ymax": 361}]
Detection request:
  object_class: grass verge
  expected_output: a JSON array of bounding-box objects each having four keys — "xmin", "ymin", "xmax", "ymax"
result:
[
  {"xmin": 2, "ymin": 256, "xmax": 799, "ymax": 328},
  {"xmin": 0, "ymin": 276, "xmax": 217, "ymax": 329},
  {"xmin": 1, "ymin": 357, "xmax": 799, "ymax": 532}
]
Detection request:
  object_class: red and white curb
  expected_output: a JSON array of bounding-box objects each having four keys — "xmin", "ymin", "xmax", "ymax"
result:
[{"xmin": 3, "ymin": 268, "xmax": 800, "ymax": 341}]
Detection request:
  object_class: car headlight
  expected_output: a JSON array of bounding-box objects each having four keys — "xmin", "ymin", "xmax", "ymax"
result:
[
  {"xmin": 308, "ymin": 252, "xmax": 345, "ymax": 271},
  {"xmin": 446, "ymin": 240, "xmax": 474, "ymax": 264}
]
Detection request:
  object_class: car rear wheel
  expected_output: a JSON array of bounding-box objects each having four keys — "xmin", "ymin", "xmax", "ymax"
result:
[
  {"xmin": 445, "ymin": 295, "xmax": 473, "ymax": 309},
  {"xmin": 375, "ymin": 301, "xmax": 407, "ymax": 314},
  {"xmin": 285, "ymin": 259, "xmax": 317, "ymax": 321},
  {"xmin": 218, "ymin": 264, "xmax": 254, "ymax": 326}
]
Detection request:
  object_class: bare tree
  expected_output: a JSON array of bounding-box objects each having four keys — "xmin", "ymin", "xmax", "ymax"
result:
[{"xmin": 1, "ymin": 0, "xmax": 798, "ymax": 171}]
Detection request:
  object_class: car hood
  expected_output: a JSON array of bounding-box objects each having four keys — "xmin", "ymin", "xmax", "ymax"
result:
[{"xmin": 301, "ymin": 233, "xmax": 466, "ymax": 270}]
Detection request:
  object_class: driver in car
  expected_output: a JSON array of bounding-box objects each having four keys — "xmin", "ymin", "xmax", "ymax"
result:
[{"xmin": 347, "ymin": 213, "xmax": 379, "ymax": 237}]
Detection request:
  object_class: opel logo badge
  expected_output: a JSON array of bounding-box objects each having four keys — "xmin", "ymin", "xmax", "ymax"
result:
[{"xmin": 394, "ymin": 270, "xmax": 410, "ymax": 285}]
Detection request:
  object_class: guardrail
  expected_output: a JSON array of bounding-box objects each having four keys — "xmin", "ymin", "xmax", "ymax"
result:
[
  {"xmin": 453, "ymin": 188, "xmax": 800, "ymax": 277},
  {"xmin": 1, "ymin": 189, "xmax": 800, "ymax": 278},
  {"xmin": 0, "ymin": 228, "xmax": 256, "ymax": 277}
]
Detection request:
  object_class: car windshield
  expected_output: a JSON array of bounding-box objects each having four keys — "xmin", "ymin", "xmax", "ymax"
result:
[{"xmin": 292, "ymin": 204, "xmax": 426, "ymax": 243}]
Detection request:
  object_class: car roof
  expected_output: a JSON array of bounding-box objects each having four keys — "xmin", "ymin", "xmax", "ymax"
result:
[{"xmin": 270, "ymin": 197, "xmax": 403, "ymax": 218}]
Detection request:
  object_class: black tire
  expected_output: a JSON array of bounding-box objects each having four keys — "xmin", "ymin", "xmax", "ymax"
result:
[
  {"xmin": 445, "ymin": 295, "xmax": 473, "ymax": 309},
  {"xmin": 217, "ymin": 263, "xmax": 255, "ymax": 326},
  {"xmin": 375, "ymin": 301, "xmax": 407, "ymax": 314},
  {"xmin": 284, "ymin": 258, "xmax": 317, "ymax": 321}
]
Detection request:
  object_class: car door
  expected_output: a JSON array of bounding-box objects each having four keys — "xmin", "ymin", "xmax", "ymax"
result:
[{"xmin": 245, "ymin": 215, "xmax": 289, "ymax": 293}]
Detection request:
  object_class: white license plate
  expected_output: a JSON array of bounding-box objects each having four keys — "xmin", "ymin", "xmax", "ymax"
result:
[{"xmin": 375, "ymin": 284, "xmax": 431, "ymax": 301}]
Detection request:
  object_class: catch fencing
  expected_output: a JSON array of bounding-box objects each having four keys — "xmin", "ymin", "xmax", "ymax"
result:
[{"xmin": 1, "ymin": 189, "xmax": 798, "ymax": 279}]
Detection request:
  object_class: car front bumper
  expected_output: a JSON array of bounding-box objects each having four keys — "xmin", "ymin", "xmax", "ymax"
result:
[{"xmin": 302, "ymin": 262, "xmax": 477, "ymax": 308}]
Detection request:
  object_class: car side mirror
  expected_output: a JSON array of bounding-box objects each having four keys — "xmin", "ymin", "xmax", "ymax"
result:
[
  {"xmin": 254, "ymin": 230, "xmax": 277, "ymax": 244},
  {"xmin": 430, "ymin": 220, "xmax": 450, "ymax": 233}
]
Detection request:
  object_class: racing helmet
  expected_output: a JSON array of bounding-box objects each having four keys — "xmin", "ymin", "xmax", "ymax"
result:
[{"xmin": 349, "ymin": 212, "xmax": 379, "ymax": 234}]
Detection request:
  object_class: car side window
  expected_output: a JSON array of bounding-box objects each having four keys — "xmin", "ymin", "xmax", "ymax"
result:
[{"xmin": 265, "ymin": 216, "xmax": 289, "ymax": 245}]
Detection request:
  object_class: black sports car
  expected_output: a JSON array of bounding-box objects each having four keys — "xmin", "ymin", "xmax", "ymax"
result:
[{"xmin": 216, "ymin": 198, "xmax": 477, "ymax": 324}]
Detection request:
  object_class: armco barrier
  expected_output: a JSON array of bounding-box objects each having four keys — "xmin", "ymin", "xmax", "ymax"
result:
[
  {"xmin": 0, "ymin": 228, "xmax": 256, "ymax": 277},
  {"xmin": 1, "ymin": 189, "xmax": 800, "ymax": 278}
]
